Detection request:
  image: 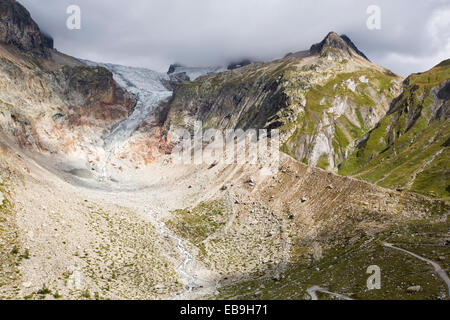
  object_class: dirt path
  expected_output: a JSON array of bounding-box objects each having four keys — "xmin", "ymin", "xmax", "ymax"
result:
[
  {"xmin": 383, "ymin": 242, "xmax": 450, "ymax": 296},
  {"xmin": 306, "ymin": 286, "xmax": 353, "ymax": 300},
  {"xmin": 405, "ymin": 149, "xmax": 444, "ymax": 190}
]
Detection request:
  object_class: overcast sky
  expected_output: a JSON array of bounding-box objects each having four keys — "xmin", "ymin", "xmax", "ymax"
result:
[{"xmin": 21, "ymin": 0, "xmax": 450, "ymax": 77}]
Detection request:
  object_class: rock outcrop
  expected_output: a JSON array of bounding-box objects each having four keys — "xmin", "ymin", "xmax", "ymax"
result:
[
  {"xmin": 167, "ymin": 63, "xmax": 183, "ymax": 75},
  {"xmin": 0, "ymin": 0, "xmax": 52, "ymax": 54},
  {"xmin": 0, "ymin": 0, "xmax": 137, "ymax": 167},
  {"xmin": 162, "ymin": 72, "xmax": 191, "ymax": 90},
  {"xmin": 310, "ymin": 32, "xmax": 357, "ymax": 59},
  {"xmin": 309, "ymin": 32, "xmax": 370, "ymax": 61},
  {"xmin": 340, "ymin": 34, "xmax": 370, "ymax": 61},
  {"xmin": 59, "ymin": 65, "xmax": 136, "ymax": 125}
]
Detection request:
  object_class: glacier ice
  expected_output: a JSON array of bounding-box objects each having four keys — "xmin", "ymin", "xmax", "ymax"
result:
[{"xmin": 84, "ymin": 60, "xmax": 173, "ymax": 150}]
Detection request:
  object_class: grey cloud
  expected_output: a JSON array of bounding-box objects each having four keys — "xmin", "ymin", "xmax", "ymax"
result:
[{"xmin": 20, "ymin": 0, "xmax": 450, "ymax": 76}]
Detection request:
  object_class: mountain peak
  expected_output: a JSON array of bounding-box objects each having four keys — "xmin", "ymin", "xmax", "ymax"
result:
[
  {"xmin": 310, "ymin": 32, "xmax": 347, "ymax": 54},
  {"xmin": 310, "ymin": 32, "xmax": 369, "ymax": 61},
  {"xmin": 0, "ymin": 0, "xmax": 53, "ymax": 54}
]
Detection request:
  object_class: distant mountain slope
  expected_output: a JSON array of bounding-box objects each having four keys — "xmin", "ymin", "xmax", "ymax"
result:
[
  {"xmin": 340, "ymin": 60, "xmax": 450, "ymax": 199},
  {"xmin": 167, "ymin": 63, "xmax": 228, "ymax": 81},
  {"xmin": 161, "ymin": 32, "xmax": 402, "ymax": 170}
]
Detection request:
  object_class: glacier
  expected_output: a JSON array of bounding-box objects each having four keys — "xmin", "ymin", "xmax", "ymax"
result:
[
  {"xmin": 82, "ymin": 60, "xmax": 232, "ymax": 155},
  {"xmin": 84, "ymin": 60, "xmax": 173, "ymax": 150}
]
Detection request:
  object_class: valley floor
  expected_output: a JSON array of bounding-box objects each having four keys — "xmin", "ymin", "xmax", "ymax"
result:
[{"xmin": 0, "ymin": 137, "xmax": 448, "ymax": 300}]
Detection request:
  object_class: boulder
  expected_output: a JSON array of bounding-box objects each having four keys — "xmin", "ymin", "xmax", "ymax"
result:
[
  {"xmin": 406, "ymin": 285, "xmax": 422, "ymax": 293},
  {"xmin": 247, "ymin": 176, "xmax": 256, "ymax": 184}
]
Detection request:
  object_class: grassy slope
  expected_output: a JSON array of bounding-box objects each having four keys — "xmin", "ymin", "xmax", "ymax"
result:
[
  {"xmin": 215, "ymin": 207, "xmax": 449, "ymax": 300},
  {"xmin": 167, "ymin": 201, "xmax": 228, "ymax": 246},
  {"xmin": 339, "ymin": 60, "xmax": 450, "ymax": 199}
]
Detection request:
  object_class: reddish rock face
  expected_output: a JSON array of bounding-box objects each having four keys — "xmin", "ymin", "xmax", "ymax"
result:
[
  {"xmin": 60, "ymin": 66, "xmax": 136, "ymax": 127},
  {"xmin": 0, "ymin": 0, "xmax": 140, "ymax": 160},
  {"xmin": 0, "ymin": 52, "xmax": 136, "ymax": 153},
  {"xmin": 0, "ymin": 0, "xmax": 52, "ymax": 54},
  {"xmin": 120, "ymin": 128, "xmax": 172, "ymax": 166}
]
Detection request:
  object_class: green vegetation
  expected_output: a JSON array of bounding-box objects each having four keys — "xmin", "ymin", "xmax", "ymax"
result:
[
  {"xmin": 167, "ymin": 200, "xmax": 228, "ymax": 245},
  {"xmin": 281, "ymin": 67, "xmax": 398, "ymax": 166},
  {"xmin": 81, "ymin": 289, "xmax": 91, "ymax": 299},
  {"xmin": 215, "ymin": 212, "xmax": 449, "ymax": 300},
  {"xmin": 340, "ymin": 60, "xmax": 450, "ymax": 199},
  {"xmin": 37, "ymin": 285, "xmax": 52, "ymax": 295},
  {"xmin": 316, "ymin": 155, "xmax": 330, "ymax": 170}
]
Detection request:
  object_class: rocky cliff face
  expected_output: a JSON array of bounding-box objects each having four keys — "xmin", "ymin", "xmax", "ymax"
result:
[
  {"xmin": 0, "ymin": 0, "xmax": 52, "ymax": 54},
  {"xmin": 0, "ymin": 49, "xmax": 135, "ymax": 157},
  {"xmin": 340, "ymin": 60, "xmax": 450, "ymax": 199},
  {"xmin": 161, "ymin": 33, "xmax": 402, "ymax": 171},
  {"xmin": 0, "ymin": 0, "xmax": 137, "ymax": 171}
]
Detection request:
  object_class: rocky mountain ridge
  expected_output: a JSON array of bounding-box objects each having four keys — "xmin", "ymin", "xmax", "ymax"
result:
[
  {"xmin": 0, "ymin": 44, "xmax": 135, "ymax": 157},
  {"xmin": 160, "ymin": 32, "xmax": 402, "ymax": 171}
]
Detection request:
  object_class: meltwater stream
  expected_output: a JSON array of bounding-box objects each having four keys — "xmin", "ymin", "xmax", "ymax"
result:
[
  {"xmin": 145, "ymin": 208, "xmax": 198, "ymax": 300},
  {"xmin": 83, "ymin": 60, "xmax": 215, "ymax": 296},
  {"xmin": 84, "ymin": 60, "xmax": 173, "ymax": 151}
]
